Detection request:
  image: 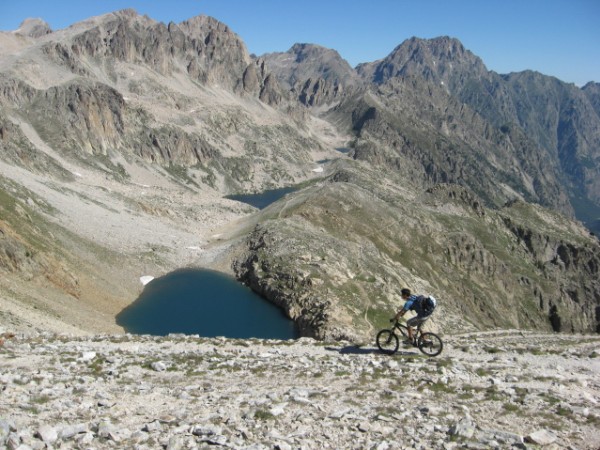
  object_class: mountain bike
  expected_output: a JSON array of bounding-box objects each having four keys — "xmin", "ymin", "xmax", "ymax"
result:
[{"xmin": 376, "ymin": 319, "xmax": 443, "ymax": 357}]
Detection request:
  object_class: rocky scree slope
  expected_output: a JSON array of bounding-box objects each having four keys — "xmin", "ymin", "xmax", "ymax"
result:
[{"xmin": 1, "ymin": 330, "xmax": 599, "ymax": 450}]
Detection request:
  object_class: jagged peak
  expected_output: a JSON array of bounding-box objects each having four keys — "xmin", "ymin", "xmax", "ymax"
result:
[
  {"xmin": 111, "ymin": 8, "xmax": 140, "ymax": 19},
  {"xmin": 88, "ymin": 8, "xmax": 151, "ymax": 27},
  {"xmin": 261, "ymin": 42, "xmax": 359, "ymax": 91},
  {"xmin": 288, "ymin": 43, "xmax": 345, "ymax": 60},
  {"xmin": 502, "ymin": 69, "xmax": 567, "ymax": 87},
  {"xmin": 582, "ymin": 81, "xmax": 600, "ymax": 90},
  {"xmin": 15, "ymin": 18, "xmax": 52, "ymax": 38},
  {"xmin": 392, "ymin": 36, "xmax": 465, "ymax": 53},
  {"xmin": 356, "ymin": 35, "xmax": 488, "ymax": 85},
  {"xmin": 178, "ymin": 15, "xmax": 234, "ymax": 35},
  {"xmin": 53, "ymin": 8, "xmax": 157, "ymax": 37},
  {"xmin": 263, "ymin": 43, "xmax": 352, "ymax": 71},
  {"xmin": 386, "ymin": 35, "xmax": 480, "ymax": 67}
]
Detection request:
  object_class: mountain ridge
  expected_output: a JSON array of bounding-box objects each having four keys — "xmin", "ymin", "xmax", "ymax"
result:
[{"xmin": 263, "ymin": 36, "xmax": 600, "ymax": 233}]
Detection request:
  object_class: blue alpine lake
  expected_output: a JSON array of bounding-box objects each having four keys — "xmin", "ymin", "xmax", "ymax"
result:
[
  {"xmin": 117, "ymin": 268, "xmax": 299, "ymax": 339},
  {"xmin": 570, "ymin": 194, "xmax": 600, "ymax": 236},
  {"xmin": 226, "ymin": 186, "xmax": 297, "ymax": 210}
]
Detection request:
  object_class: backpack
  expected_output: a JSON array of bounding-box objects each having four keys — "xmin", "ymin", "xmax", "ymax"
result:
[{"xmin": 421, "ymin": 295, "xmax": 437, "ymax": 315}]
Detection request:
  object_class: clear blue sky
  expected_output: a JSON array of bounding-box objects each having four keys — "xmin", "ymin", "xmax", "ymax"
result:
[{"xmin": 1, "ymin": 0, "xmax": 598, "ymax": 86}]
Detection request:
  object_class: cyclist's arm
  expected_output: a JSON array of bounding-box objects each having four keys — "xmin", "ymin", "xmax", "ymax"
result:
[
  {"xmin": 394, "ymin": 298, "xmax": 414, "ymax": 320},
  {"xmin": 393, "ymin": 308, "xmax": 407, "ymax": 321}
]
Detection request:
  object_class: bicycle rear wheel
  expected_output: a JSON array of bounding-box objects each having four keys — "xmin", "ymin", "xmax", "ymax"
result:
[
  {"xmin": 417, "ymin": 332, "xmax": 443, "ymax": 357},
  {"xmin": 376, "ymin": 329, "xmax": 399, "ymax": 355}
]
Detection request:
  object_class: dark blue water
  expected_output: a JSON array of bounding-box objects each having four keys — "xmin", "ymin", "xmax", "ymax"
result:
[
  {"xmin": 570, "ymin": 194, "xmax": 600, "ymax": 236},
  {"xmin": 226, "ymin": 186, "xmax": 297, "ymax": 209},
  {"xmin": 117, "ymin": 268, "xmax": 298, "ymax": 339}
]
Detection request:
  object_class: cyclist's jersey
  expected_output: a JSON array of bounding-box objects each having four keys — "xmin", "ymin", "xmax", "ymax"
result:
[{"xmin": 403, "ymin": 295, "xmax": 431, "ymax": 318}]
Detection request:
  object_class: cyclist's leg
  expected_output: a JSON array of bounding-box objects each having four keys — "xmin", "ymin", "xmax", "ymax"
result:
[
  {"xmin": 415, "ymin": 316, "xmax": 430, "ymax": 332},
  {"xmin": 408, "ymin": 316, "xmax": 429, "ymax": 342},
  {"xmin": 406, "ymin": 316, "xmax": 422, "ymax": 343}
]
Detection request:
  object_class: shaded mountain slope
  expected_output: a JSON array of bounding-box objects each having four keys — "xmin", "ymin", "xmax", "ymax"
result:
[{"xmin": 325, "ymin": 76, "xmax": 571, "ymax": 215}]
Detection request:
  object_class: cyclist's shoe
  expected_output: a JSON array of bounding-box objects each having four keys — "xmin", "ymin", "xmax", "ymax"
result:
[{"xmin": 403, "ymin": 339, "xmax": 417, "ymax": 347}]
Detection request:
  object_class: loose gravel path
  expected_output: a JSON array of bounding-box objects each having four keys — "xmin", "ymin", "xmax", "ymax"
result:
[{"xmin": 1, "ymin": 330, "xmax": 599, "ymax": 449}]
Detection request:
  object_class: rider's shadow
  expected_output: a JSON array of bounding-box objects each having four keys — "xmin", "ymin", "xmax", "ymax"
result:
[
  {"xmin": 326, "ymin": 345, "xmax": 420, "ymax": 356},
  {"xmin": 325, "ymin": 345, "xmax": 378, "ymax": 355}
]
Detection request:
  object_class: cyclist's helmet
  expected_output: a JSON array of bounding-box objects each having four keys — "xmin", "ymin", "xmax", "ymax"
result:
[{"xmin": 400, "ymin": 288, "xmax": 411, "ymax": 297}]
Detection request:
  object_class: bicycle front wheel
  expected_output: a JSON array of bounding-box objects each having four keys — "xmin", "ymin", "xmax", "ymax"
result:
[
  {"xmin": 417, "ymin": 332, "xmax": 443, "ymax": 357},
  {"xmin": 376, "ymin": 329, "xmax": 399, "ymax": 355}
]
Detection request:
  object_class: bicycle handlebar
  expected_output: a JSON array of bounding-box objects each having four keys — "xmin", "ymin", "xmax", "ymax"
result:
[{"xmin": 389, "ymin": 318, "xmax": 406, "ymax": 325}]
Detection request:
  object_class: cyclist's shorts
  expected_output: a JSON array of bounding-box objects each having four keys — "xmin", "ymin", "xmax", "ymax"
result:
[{"xmin": 407, "ymin": 315, "xmax": 430, "ymax": 328}]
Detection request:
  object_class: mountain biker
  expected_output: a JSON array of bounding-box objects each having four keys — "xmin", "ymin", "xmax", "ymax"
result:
[{"xmin": 393, "ymin": 288, "xmax": 436, "ymax": 345}]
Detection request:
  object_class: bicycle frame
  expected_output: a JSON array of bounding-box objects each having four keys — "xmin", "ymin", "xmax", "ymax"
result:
[{"xmin": 376, "ymin": 318, "xmax": 443, "ymax": 357}]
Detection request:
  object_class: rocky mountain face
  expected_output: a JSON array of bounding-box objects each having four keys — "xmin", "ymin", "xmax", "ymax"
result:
[
  {"xmin": 261, "ymin": 44, "xmax": 363, "ymax": 108},
  {"xmin": 356, "ymin": 36, "xmax": 488, "ymax": 87},
  {"xmin": 583, "ymin": 81, "xmax": 600, "ymax": 116},
  {"xmin": 272, "ymin": 37, "xmax": 600, "ymax": 232},
  {"xmin": 262, "ymin": 43, "xmax": 361, "ymax": 89},
  {"xmin": 0, "ymin": 10, "xmax": 315, "ymax": 185},
  {"xmin": 0, "ymin": 10, "xmax": 599, "ymax": 342},
  {"xmin": 353, "ymin": 38, "xmax": 600, "ymax": 230},
  {"xmin": 329, "ymin": 76, "xmax": 572, "ymax": 214}
]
